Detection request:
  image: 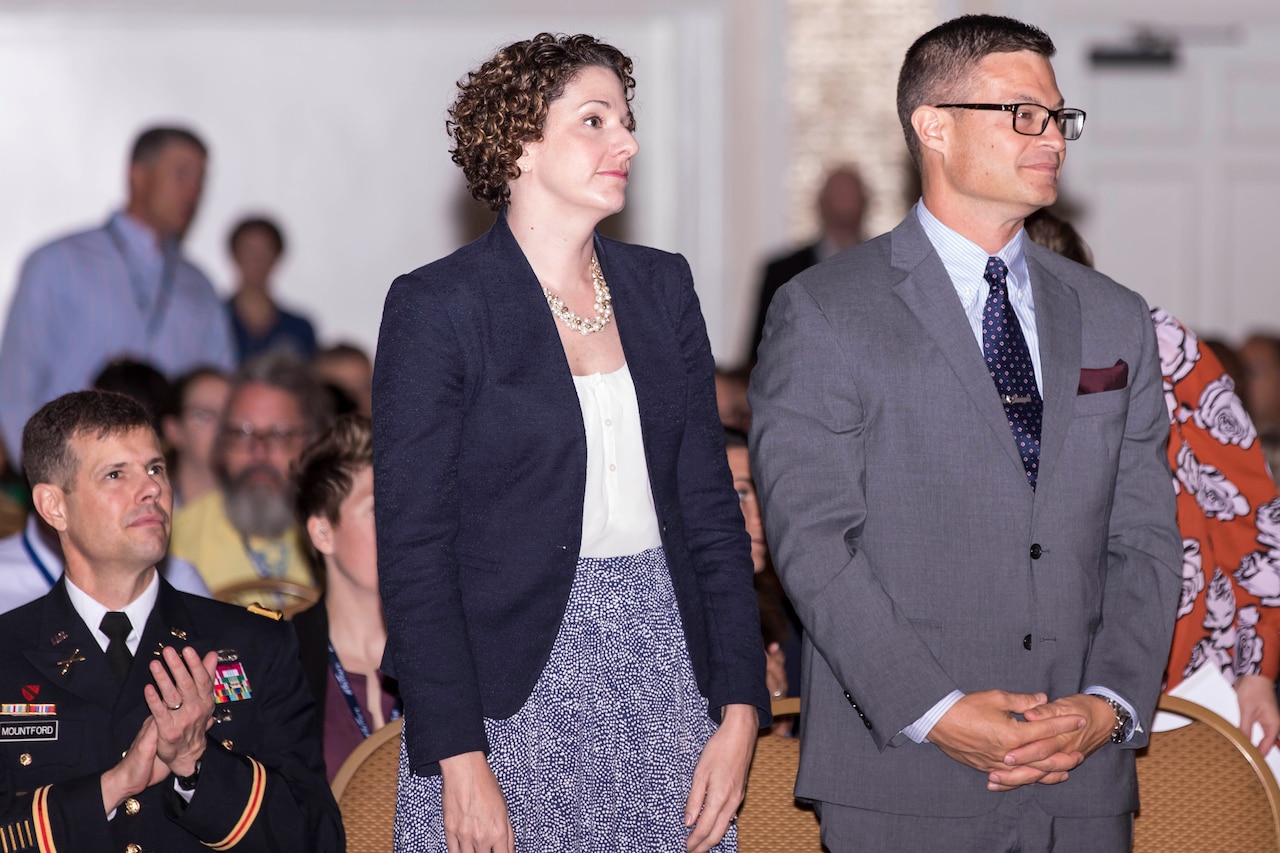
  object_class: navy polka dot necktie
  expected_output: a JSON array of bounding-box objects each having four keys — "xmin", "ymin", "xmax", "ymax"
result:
[{"xmin": 982, "ymin": 256, "xmax": 1042, "ymax": 489}]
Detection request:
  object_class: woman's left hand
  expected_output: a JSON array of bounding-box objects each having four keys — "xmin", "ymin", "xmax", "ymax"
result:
[
  {"xmin": 684, "ymin": 703, "xmax": 759, "ymax": 853},
  {"xmin": 1236, "ymin": 673, "xmax": 1280, "ymax": 753}
]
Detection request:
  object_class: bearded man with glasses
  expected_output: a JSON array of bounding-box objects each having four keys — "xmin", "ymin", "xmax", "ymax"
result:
[
  {"xmin": 171, "ymin": 352, "xmax": 333, "ymax": 603},
  {"xmin": 750, "ymin": 14, "xmax": 1181, "ymax": 852}
]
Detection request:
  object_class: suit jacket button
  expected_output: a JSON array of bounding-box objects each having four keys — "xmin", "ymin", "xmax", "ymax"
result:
[
  {"xmin": 221, "ymin": 738, "xmax": 234, "ymax": 750},
  {"xmin": 1030, "ymin": 543, "xmax": 1042, "ymax": 559},
  {"xmin": 126, "ymin": 844, "xmax": 143, "ymax": 853},
  {"xmin": 18, "ymin": 753, "xmax": 31, "ymax": 766},
  {"xmin": 1023, "ymin": 634, "xmax": 1033, "ymax": 650},
  {"xmin": 124, "ymin": 797, "xmax": 141, "ymax": 816}
]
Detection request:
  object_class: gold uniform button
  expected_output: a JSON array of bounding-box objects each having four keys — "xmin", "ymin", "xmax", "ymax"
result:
[
  {"xmin": 18, "ymin": 753, "xmax": 32, "ymax": 766},
  {"xmin": 124, "ymin": 797, "xmax": 141, "ymax": 816},
  {"xmin": 221, "ymin": 738, "xmax": 234, "ymax": 750},
  {"xmin": 126, "ymin": 845, "xmax": 142, "ymax": 853}
]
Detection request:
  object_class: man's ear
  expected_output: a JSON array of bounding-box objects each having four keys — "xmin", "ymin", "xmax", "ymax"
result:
[
  {"xmin": 912, "ymin": 105, "xmax": 949, "ymax": 157},
  {"xmin": 31, "ymin": 484, "xmax": 69, "ymax": 533},
  {"xmin": 306, "ymin": 515, "xmax": 336, "ymax": 556}
]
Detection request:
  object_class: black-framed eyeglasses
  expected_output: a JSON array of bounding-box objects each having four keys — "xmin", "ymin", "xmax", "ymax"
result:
[{"xmin": 934, "ymin": 103, "xmax": 1087, "ymax": 140}]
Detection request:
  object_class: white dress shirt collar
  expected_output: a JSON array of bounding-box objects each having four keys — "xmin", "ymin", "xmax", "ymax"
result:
[{"xmin": 64, "ymin": 569, "xmax": 160, "ymax": 655}]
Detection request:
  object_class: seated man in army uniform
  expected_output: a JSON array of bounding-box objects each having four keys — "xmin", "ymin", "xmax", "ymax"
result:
[{"xmin": 0, "ymin": 390, "xmax": 342, "ymax": 852}]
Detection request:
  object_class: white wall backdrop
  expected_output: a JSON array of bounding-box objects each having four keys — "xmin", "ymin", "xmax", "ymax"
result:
[{"xmin": 0, "ymin": 0, "xmax": 787, "ymax": 363}]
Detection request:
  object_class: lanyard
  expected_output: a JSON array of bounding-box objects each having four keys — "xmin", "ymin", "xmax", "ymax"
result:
[
  {"xmin": 240, "ymin": 536, "xmax": 289, "ymax": 580},
  {"xmin": 105, "ymin": 218, "xmax": 176, "ymax": 344},
  {"xmin": 21, "ymin": 531, "xmax": 57, "ymax": 588},
  {"xmin": 327, "ymin": 642, "xmax": 401, "ymax": 739}
]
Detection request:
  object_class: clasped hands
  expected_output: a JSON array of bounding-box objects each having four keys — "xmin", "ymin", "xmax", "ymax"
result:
[
  {"xmin": 101, "ymin": 646, "xmax": 219, "ymax": 814},
  {"xmin": 926, "ymin": 689, "xmax": 1116, "ymax": 792}
]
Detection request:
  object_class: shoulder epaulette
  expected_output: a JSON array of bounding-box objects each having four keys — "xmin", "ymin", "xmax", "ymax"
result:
[{"xmin": 245, "ymin": 603, "xmax": 283, "ymax": 621}]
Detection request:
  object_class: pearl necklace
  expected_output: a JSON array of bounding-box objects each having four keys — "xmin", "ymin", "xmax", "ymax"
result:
[{"xmin": 542, "ymin": 255, "xmax": 613, "ymax": 336}]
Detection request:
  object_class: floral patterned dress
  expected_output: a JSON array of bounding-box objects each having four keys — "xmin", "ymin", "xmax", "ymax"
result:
[{"xmin": 1153, "ymin": 308, "xmax": 1280, "ymax": 690}]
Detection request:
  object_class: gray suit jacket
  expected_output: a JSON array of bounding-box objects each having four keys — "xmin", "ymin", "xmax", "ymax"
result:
[{"xmin": 749, "ymin": 212, "xmax": 1182, "ymax": 818}]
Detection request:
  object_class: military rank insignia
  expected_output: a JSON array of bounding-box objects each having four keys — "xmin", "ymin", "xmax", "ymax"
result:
[{"xmin": 213, "ymin": 662, "xmax": 252, "ymax": 704}]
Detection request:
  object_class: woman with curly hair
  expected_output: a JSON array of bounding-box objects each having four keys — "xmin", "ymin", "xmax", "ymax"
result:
[{"xmin": 373, "ymin": 33, "xmax": 768, "ymax": 853}]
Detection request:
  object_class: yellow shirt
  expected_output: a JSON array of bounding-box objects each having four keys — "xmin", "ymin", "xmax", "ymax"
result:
[{"xmin": 170, "ymin": 491, "xmax": 316, "ymax": 604}]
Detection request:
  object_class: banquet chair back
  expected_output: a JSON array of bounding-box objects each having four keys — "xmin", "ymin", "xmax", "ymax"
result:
[
  {"xmin": 1133, "ymin": 694, "xmax": 1280, "ymax": 852},
  {"xmin": 212, "ymin": 578, "xmax": 320, "ymax": 618},
  {"xmin": 737, "ymin": 697, "xmax": 822, "ymax": 852},
  {"xmin": 331, "ymin": 717, "xmax": 402, "ymax": 852}
]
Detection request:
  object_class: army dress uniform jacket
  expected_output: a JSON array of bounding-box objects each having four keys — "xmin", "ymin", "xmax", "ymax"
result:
[{"xmin": 0, "ymin": 577, "xmax": 343, "ymax": 852}]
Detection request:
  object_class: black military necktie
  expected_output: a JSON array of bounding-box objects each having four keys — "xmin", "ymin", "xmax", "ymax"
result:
[{"xmin": 100, "ymin": 611, "xmax": 133, "ymax": 682}]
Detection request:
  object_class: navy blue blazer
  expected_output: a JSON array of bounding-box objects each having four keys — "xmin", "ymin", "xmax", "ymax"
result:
[{"xmin": 373, "ymin": 213, "xmax": 769, "ymax": 774}]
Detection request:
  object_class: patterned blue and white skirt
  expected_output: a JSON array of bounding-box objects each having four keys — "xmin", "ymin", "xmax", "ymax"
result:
[{"xmin": 394, "ymin": 547, "xmax": 735, "ymax": 852}]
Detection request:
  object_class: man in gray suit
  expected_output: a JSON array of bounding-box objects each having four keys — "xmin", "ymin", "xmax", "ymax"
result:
[{"xmin": 749, "ymin": 14, "xmax": 1182, "ymax": 852}]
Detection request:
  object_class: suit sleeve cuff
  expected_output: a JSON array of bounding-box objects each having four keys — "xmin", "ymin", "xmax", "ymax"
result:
[
  {"xmin": 903, "ymin": 690, "xmax": 965, "ymax": 743},
  {"xmin": 1085, "ymin": 685, "xmax": 1140, "ymax": 741}
]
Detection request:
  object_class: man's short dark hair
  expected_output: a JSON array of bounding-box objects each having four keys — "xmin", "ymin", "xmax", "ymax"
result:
[
  {"xmin": 23, "ymin": 391, "xmax": 155, "ymax": 490},
  {"xmin": 228, "ymin": 216, "xmax": 286, "ymax": 257},
  {"xmin": 130, "ymin": 126, "xmax": 208, "ymax": 165},
  {"xmin": 897, "ymin": 15, "xmax": 1055, "ymax": 169}
]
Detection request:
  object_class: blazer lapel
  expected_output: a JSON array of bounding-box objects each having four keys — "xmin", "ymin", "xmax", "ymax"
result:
[
  {"xmin": 480, "ymin": 212, "xmax": 586, "ymax": 425},
  {"xmin": 1028, "ymin": 256, "xmax": 1082, "ymax": 497},
  {"xmin": 597, "ymin": 238, "xmax": 684, "ymax": 460},
  {"xmin": 889, "ymin": 218, "xmax": 1030, "ymax": 483}
]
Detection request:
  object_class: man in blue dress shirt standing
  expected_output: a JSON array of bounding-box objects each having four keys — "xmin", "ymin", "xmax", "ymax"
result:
[{"xmin": 0, "ymin": 126, "xmax": 235, "ymax": 465}]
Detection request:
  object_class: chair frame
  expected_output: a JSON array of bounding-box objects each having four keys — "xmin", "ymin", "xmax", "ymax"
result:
[
  {"xmin": 331, "ymin": 716, "xmax": 402, "ymax": 803},
  {"xmin": 212, "ymin": 578, "xmax": 320, "ymax": 617},
  {"xmin": 1152, "ymin": 694, "xmax": 1280, "ymax": 838}
]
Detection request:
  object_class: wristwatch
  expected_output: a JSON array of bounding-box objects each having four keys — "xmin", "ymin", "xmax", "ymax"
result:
[
  {"xmin": 176, "ymin": 758, "xmax": 202, "ymax": 791},
  {"xmin": 1092, "ymin": 695, "xmax": 1132, "ymax": 744}
]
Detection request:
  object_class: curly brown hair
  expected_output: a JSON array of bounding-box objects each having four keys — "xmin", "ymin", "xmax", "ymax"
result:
[{"xmin": 448, "ymin": 33, "xmax": 636, "ymax": 211}]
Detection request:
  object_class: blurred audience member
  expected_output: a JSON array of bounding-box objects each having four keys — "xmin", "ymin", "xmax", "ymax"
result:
[
  {"xmin": 749, "ymin": 165, "xmax": 868, "ymax": 362},
  {"xmin": 1027, "ymin": 209, "xmax": 1280, "ymax": 751},
  {"xmin": 161, "ymin": 367, "xmax": 231, "ymax": 507},
  {"xmin": 226, "ymin": 216, "xmax": 318, "ymax": 364},
  {"xmin": 1022, "ymin": 207, "xmax": 1093, "ymax": 267},
  {"xmin": 726, "ymin": 427, "xmax": 799, "ymax": 735},
  {"xmin": 92, "ymin": 358, "xmax": 171, "ymax": 432},
  {"xmin": 715, "ymin": 368, "xmax": 751, "ymax": 433},
  {"xmin": 291, "ymin": 414, "xmax": 399, "ymax": 780},
  {"xmin": 0, "ymin": 125, "xmax": 235, "ymax": 464},
  {"xmin": 1241, "ymin": 334, "xmax": 1280, "ymax": 433},
  {"xmin": 171, "ymin": 352, "xmax": 331, "ymax": 598},
  {"xmin": 1262, "ymin": 430, "xmax": 1280, "ymax": 493},
  {"xmin": 315, "ymin": 343, "xmax": 373, "ymax": 418},
  {"xmin": 0, "ymin": 446, "xmax": 23, "ymax": 538}
]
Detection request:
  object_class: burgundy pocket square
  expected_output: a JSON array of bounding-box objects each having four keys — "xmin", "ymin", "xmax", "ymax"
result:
[{"xmin": 1078, "ymin": 360, "xmax": 1128, "ymax": 395}]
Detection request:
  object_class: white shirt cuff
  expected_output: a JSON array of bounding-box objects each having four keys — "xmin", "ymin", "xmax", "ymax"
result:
[
  {"xmin": 902, "ymin": 690, "xmax": 965, "ymax": 743},
  {"xmin": 1084, "ymin": 685, "xmax": 1140, "ymax": 741}
]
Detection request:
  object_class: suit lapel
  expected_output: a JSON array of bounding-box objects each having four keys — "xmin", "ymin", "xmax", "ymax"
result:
[
  {"xmin": 889, "ymin": 218, "xmax": 1030, "ymax": 483},
  {"xmin": 1028, "ymin": 255, "xmax": 1082, "ymax": 497}
]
